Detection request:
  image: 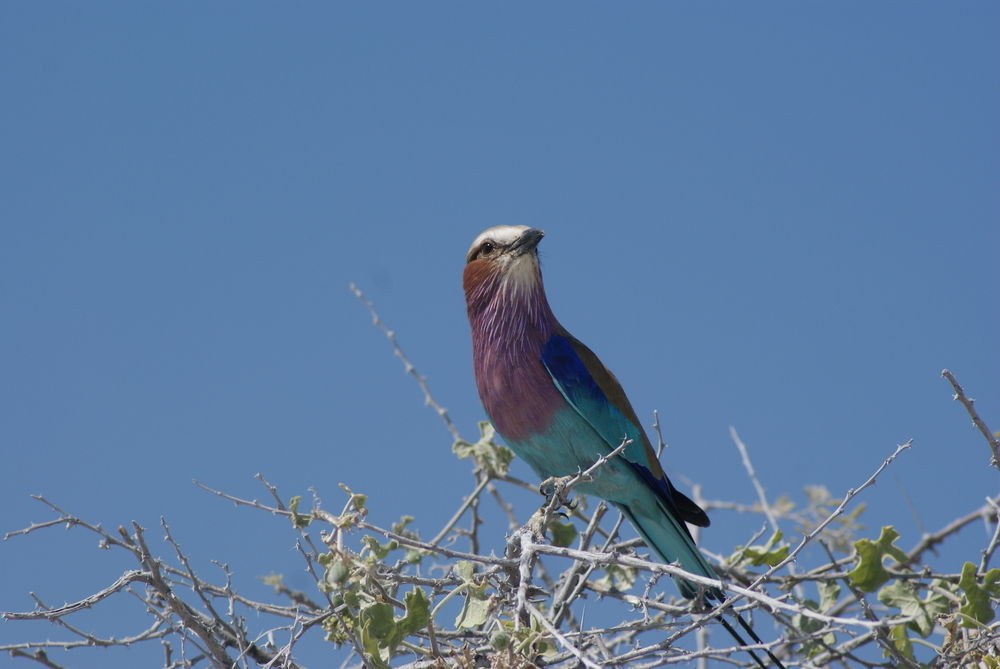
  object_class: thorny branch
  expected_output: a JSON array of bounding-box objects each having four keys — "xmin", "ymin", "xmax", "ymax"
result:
[
  {"xmin": 350, "ymin": 282, "xmax": 460, "ymax": 442},
  {"xmin": 942, "ymin": 368, "xmax": 1000, "ymax": 472},
  {"xmin": 750, "ymin": 440, "xmax": 913, "ymax": 590},
  {"xmin": 3, "ymin": 293, "xmax": 998, "ymax": 669},
  {"xmin": 8, "ymin": 427, "xmax": 983, "ymax": 668}
]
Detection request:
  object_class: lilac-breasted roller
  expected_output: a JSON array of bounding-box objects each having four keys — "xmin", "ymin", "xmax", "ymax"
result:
[{"xmin": 463, "ymin": 225, "xmax": 784, "ymax": 668}]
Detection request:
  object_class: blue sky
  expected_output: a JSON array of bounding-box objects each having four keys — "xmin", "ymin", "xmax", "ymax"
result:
[{"xmin": 1, "ymin": 4, "xmax": 997, "ymax": 667}]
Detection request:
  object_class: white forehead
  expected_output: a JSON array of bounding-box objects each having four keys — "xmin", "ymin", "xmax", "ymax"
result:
[{"xmin": 467, "ymin": 225, "xmax": 530, "ymax": 255}]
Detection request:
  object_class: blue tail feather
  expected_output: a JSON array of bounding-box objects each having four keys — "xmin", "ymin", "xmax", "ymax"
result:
[
  {"xmin": 616, "ymin": 504, "xmax": 785, "ymax": 668},
  {"xmin": 615, "ymin": 503, "xmax": 722, "ymax": 600}
]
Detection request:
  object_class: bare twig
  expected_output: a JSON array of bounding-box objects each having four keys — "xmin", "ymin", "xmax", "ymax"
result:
[
  {"xmin": 132, "ymin": 522, "xmax": 237, "ymax": 669},
  {"xmin": 942, "ymin": 369, "xmax": 1000, "ymax": 471},
  {"xmin": 2, "ymin": 571, "xmax": 151, "ymax": 620},
  {"xmin": 750, "ymin": 440, "xmax": 912, "ymax": 589},
  {"xmin": 903, "ymin": 493, "xmax": 1000, "ymax": 567},
  {"xmin": 730, "ymin": 427, "xmax": 781, "ymax": 536},
  {"xmin": 520, "ymin": 541, "xmax": 885, "ymax": 631},
  {"xmin": 430, "ymin": 475, "xmax": 492, "ymax": 547},
  {"xmin": 525, "ymin": 600, "xmax": 601, "ymax": 669},
  {"xmin": 3, "ymin": 517, "xmax": 74, "ymax": 540},
  {"xmin": 7, "ymin": 649, "xmax": 72, "ymax": 669},
  {"xmin": 351, "ymin": 283, "xmax": 460, "ymax": 441},
  {"xmin": 980, "ymin": 497, "xmax": 1000, "ymax": 574}
]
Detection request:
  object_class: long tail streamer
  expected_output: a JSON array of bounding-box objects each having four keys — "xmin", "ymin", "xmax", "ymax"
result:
[{"xmin": 713, "ymin": 605, "xmax": 786, "ymax": 669}]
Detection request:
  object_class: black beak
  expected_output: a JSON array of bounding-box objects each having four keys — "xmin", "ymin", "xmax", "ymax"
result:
[{"xmin": 511, "ymin": 228, "xmax": 544, "ymax": 255}]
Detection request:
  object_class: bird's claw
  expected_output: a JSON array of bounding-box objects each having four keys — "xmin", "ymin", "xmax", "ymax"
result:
[
  {"xmin": 538, "ymin": 477, "xmax": 558, "ymax": 503},
  {"xmin": 538, "ymin": 476, "xmax": 577, "ymax": 514}
]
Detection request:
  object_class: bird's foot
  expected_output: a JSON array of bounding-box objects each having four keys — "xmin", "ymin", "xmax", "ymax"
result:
[{"xmin": 538, "ymin": 476, "xmax": 577, "ymax": 515}]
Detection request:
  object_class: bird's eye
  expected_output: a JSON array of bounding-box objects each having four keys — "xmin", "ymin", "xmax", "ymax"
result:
[{"xmin": 481, "ymin": 242, "xmax": 494, "ymax": 256}]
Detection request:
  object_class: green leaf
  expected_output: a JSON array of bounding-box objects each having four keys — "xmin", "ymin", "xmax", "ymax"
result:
[
  {"xmin": 536, "ymin": 638, "xmax": 559, "ymax": 658},
  {"xmin": 397, "ymin": 587, "xmax": 432, "ymax": 638},
  {"xmin": 454, "ymin": 560, "xmax": 476, "ymax": 582},
  {"xmin": 361, "ymin": 535, "xmax": 398, "ymax": 560},
  {"xmin": 549, "ymin": 520, "xmax": 578, "ymax": 548},
  {"xmin": 455, "ymin": 587, "xmax": 491, "ymax": 629},
  {"xmin": 818, "ymin": 580, "xmax": 841, "ymax": 611},
  {"xmin": 885, "ymin": 624, "xmax": 914, "ymax": 661},
  {"xmin": 357, "ymin": 601, "xmax": 395, "ymax": 669},
  {"xmin": 744, "ymin": 531, "xmax": 790, "ymax": 567},
  {"xmin": 878, "ymin": 579, "xmax": 950, "ymax": 637},
  {"xmin": 497, "ymin": 445, "xmax": 514, "ymax": 470},
  {"xmin": 288, "ymin": 496, "xmax": 312, "ymax": 528},
  {"xmin": 793, "ymin": 600, "xmax": 824, "ymax": 634},
  {"xmin": 792, "ymin": 599, "xmax": 838, "ymax": 658},
  {"xmin": 452, "ymin": 422, "xmax": 514, "ymax": 476},
  {"xmin": 344, "ymin": 590, "xmax": 360, "ymax": 609},
  {"xmin": 452, "ymin": 422, "xmax": 495, "ymax": 459},
  {"xmin": 360, "ymin": 601, "xmax": 396, "ymax": 640},
  {"xmin": 338, "ymin": 483, "xmax": 368, "ymax": 512},
  {"xmin": 847, "ymin": 526, "xmax": 907, "ymax": 592},
  {"xmin": 402, "ymin": 548, "xmax": 425, "ymax": 564},
  {"xmin": 453, "ymin": 562, "xmax": 491, "ymax": 629},
  {"xmin": 745, "ymin": 544, "xmax": 789, "ymax": 567},
  {"xmin": 959, "ymin": 562, "xmax": 1000, "ymax": 627},
  {"xmin": 356, "ymin": 588, "xmax": 431, "ymax": 665},
  {"xmin": 392, "ymin": 515, "xmax": 415, "ymax": 534}
]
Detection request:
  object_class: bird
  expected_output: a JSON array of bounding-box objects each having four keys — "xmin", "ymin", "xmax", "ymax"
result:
[{"xmin": 463, "ymin": 225, "xmax": 784, "ymax": 669}]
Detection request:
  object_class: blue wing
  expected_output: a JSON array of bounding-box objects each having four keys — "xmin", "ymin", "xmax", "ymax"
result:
[
  {"xmin": 540, "ymin": 333, "xmax": 719, "ymax": 598},
  {"xmin": 540, "ymin": 333, "xmax": 709, "ymax": 526},
  {"xmin": 540, "ymin": 335, "xmax": 644, "ymax": 458}
]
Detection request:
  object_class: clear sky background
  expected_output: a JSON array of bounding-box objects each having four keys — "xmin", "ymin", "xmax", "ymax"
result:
[{"xmin": 1, "ymin": 4, "xmax": 997, "ymax": 668}]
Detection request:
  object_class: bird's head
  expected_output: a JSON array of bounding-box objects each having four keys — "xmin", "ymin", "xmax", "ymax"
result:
[
  {"xmin": 463, "ymin": 225, "xmax": 547, "ymax": 316},
  {"xmin": 465, "ymin": 224, "xmax": 544, "ymax": 282},
  {"xmin": 465, "ymin": 225, "xmax": 544, "ymax": 265}
]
